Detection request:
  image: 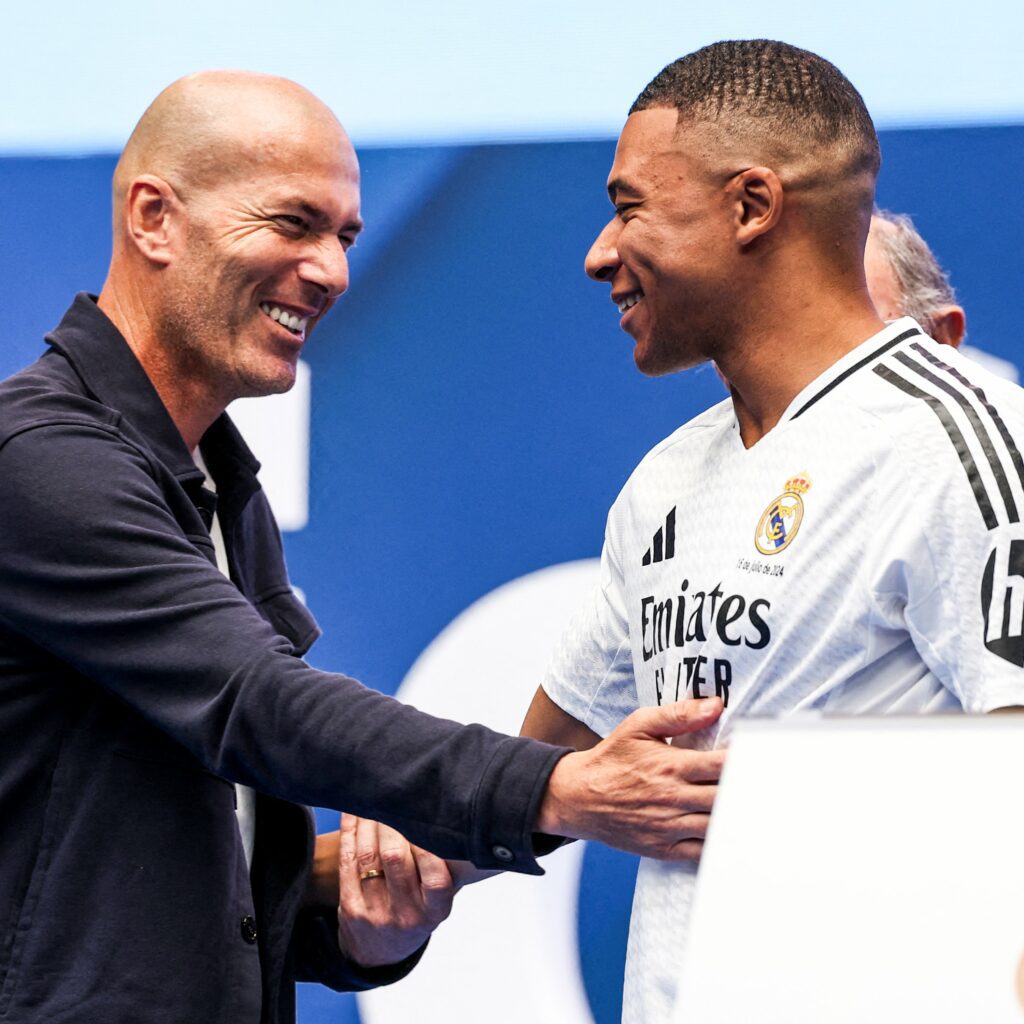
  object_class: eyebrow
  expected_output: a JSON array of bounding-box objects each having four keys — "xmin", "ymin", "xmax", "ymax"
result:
[
  {"xmin": 288, "ymin": 198, "xmax": 364, "ymax": 237},
  {"xmin": 606, "ymin": 178, "xmax": 642, "ymax": 203}
]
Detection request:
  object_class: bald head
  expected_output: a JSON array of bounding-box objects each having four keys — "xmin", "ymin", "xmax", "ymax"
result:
[
  {"xmin": 99, "ymin": 70, "xmax": 363, "ymax": 444},
  {"xmin": 114, "ymin": 70, "xmax": 350, "ymax": 206}
]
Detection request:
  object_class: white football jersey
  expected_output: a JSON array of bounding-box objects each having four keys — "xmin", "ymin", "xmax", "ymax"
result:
[{"xmin": 542, "ymin": 318, "xmax": 1024, "ymax": 1023}]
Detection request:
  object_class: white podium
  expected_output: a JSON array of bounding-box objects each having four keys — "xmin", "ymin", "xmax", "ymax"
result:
[{"xmin": 674, "ymin": 715, "xmax": 1024, "ymax": 1023}]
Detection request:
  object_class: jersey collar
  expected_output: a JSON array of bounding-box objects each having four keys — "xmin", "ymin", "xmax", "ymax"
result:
[{"xmin": 781, "ymin": 317, "xmax": 924, "ymax": 424}]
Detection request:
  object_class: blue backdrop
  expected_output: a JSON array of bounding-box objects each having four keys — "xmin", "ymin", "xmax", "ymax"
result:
[{"xmin": 1, "ymin": 124, "xmax": 1021, "ymax": 1022}]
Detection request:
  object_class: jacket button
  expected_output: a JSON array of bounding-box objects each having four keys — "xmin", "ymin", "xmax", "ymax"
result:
[
  {"xmin": 492, "ymin": 844, "xmax": 514, "ymax": 863},
  {"xmin": 240, "ymin": 915, "xmax": 258, "ymax": 944}
]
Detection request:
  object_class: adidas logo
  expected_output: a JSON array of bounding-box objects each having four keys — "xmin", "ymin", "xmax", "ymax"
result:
[{"xmin": 642, "ymin": 507, "xmax": 676, "ymax": 566}]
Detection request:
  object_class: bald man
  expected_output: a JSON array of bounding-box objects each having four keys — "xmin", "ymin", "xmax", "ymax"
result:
[
  {"xmin": 522, "ymin": 41, "xmax": 1024, "ymax": 1022},
  {"xmin": 0, "ymin": 72, "xmax": 725, "ymax": 1023}
]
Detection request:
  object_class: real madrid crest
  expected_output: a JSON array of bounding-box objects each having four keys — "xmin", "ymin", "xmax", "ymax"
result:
[{"xmin": 754, "ymin": 474, "xmax": 811, "ymax": 555}]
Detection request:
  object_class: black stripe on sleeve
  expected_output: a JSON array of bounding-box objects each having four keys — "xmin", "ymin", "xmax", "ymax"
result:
[
  {"xmin": 909, "ymin": 341, "xmax": 1024, "ymax": 492},
  {"xmin": 792, "ymin": 327, "xmax": 922, "ymax": 420},
  {"xmin": 893, "ymin": 350, "xmax": 1019, "ymax": 523},
  {"xmin": 873, "ymin": 363, "xmax": 999, "ymax": 530}
]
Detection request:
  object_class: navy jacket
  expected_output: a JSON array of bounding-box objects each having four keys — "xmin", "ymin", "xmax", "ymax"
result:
[{"xmin": 0, "ymin": 296, "xmax": 567, "ymax": 1023}]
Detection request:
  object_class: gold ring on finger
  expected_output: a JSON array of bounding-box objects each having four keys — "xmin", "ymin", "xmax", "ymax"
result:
[{"xmin": 359, "ymin": 868, "xmax": 385, "ymax": 883}]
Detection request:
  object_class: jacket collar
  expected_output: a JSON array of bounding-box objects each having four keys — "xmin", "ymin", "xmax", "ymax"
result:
[{"xmin": 45, "ymin": 293, "xmax": 261, "ymax": 493}]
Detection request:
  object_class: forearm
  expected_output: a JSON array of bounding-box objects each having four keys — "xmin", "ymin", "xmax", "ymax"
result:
[
  {"xmin": 521, "ymin": 685, "xmax": 603, "ymax": 750},
  {"xmin": 0, "ymin": 426, "xmax": 573, "ymax": 872},
  {"xmin": 304, "ymin": 830, "xmax": 341, "ymax": 909}
]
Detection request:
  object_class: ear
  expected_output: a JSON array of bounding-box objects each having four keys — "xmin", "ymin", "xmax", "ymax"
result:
[
  {"xmin": 928, "ymin": 304, "xmax": 967, "ymax": 348},
  {"xmin": 728, "ymin": 166, "xmax": 783, "ymax": 246},
  {"xmin": 123, "ymin": 175, "xmax": 184, "ymax": 267}
]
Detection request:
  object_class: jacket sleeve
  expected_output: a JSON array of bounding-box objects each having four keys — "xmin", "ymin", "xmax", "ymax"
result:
[
  {"xmin": 291, "ymin": 908, "xmax": 427, "ymax": 991},
  {"xmin": 0, "ymin": 421, "xmax": 569, "ymax": 872}
]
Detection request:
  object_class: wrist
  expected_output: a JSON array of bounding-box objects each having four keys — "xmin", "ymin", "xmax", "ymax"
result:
[
  {"xmin": 303, "ymin": 830, "xmax": 341, "ymax": 909},
  {"xmin": 536, "ymin": 750, "xmax": 585, "ymax": 838}
]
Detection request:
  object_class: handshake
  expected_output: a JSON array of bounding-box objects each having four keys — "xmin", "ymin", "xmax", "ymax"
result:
[{"xmin": 309, "ymin": 696, "xmax": 726, "ymax": 968}]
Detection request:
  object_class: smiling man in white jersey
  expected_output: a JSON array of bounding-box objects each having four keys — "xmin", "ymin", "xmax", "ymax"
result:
[{"xmin": 521, "ymin": 39, "xmax": 1024, "ymax": 1023}]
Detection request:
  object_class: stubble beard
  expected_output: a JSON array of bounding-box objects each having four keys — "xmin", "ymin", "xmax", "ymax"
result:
[
  {"xmin": 156, "ymin": 281, "xmax": 236, "ymax": 408},
  {"xmin": 157, "ymin": 264, "xmax": 295, "ymax": 405},
  {"xmin": 637, "ymin": 319, "xmax": 716, "ymax": 377},
  {"xmin": 646, "ymin": 294, "xmax": 739, "ymax": 377}
]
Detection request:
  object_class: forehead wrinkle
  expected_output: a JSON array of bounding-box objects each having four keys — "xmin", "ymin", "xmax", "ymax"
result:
[
  {"xmin": 257, "ymin": 178, "xmax": 363, "ymax": 234},
  {"xmin": 615, "ymin": 114, "xmax": 719, "ymax": 196},
  {"xmin": 298, "ymin": 200, "xmax": 365, "ymax": 237}
]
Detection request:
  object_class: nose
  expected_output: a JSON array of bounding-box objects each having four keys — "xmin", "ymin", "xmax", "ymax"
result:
[
  {"xmin": 301, "ymin": 237, "xmax": 350, "ymax": 300},
  {"xmin": 585, "ymin": 218, "xmax": 622, "ymax": 282}
]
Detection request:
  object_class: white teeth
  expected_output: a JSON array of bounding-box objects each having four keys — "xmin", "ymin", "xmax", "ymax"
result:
[
  {"xmin": 260, "ymin": 303, "xmax": 310, "ymax": 336},
  {"xmin": 616, "ymin": 293, "xmax": 643, "ymax": 313}
]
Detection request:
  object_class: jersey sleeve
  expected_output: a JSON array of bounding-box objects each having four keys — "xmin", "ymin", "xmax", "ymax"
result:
[
  {"xmin": 542, "ymin": 515, "xmax": 638, "ymax": 737},
  {"xmin": 876, "ymin": 370, "xmax": 1024, "ymax": 713}
]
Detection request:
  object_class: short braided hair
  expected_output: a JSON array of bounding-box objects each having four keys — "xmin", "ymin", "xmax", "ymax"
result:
[{"xmin": 630, "ymin": 39, "xmax": 879, "ymax": 177}]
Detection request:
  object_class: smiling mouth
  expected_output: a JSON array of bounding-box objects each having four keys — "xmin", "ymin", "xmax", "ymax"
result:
[
  {"xmin": 260, "ymin": 302, "xmax": 310, "ymax": 337},
  {"xmin": 616, "ymin": 292, "xmax": 644, "ymax": 313}
]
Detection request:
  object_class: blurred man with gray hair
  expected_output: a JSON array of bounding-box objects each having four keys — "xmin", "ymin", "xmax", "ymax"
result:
[
  {"xmin": 866, "ymin": 207, "xmax": 1017, "ymax": 380},
  {"xmin": 865, "ymin": 208, "xmax": 966, "ymax": 347}
]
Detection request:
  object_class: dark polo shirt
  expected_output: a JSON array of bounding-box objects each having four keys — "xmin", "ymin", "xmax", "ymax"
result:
[{"xmin": 0, "ymin": 295, "xmax": 567, "ymax": 1023}]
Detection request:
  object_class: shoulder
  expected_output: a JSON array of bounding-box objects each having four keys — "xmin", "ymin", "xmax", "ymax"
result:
[
  {"xmin": 0, "ymin": 350, "xmax": 116, "ymax": 452},
  {"xmin": 0, "ymin": 356, "xmax": 159, "ymax": 511},
  {"xmin": 620, "ymin": 397, "xmax": 733, "ymax": 496},
  {"xmin": 852, "ymin": 337, "xmax": 1024, "ymax": 524},
  {"xmin": 858, "ymin": 336, "xmax": 1024, "ymax": 446},
  {"xmin": 862, "ymin": 334, "xmax": 1023, "ymax": 416},
  {"xmin": 598, "ymin": 397, "xmax": 732, "ymax": 536}
]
